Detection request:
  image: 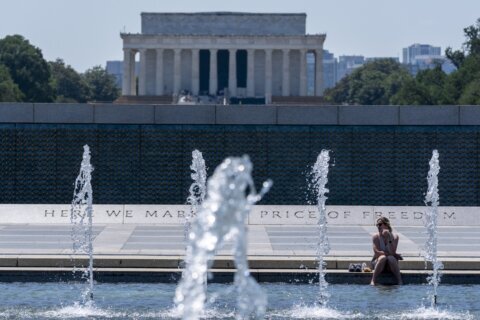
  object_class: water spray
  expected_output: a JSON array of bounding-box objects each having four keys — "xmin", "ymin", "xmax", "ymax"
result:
[
  {"xmin": 71, "ymin": 145, "xmax": 95, "ymax": 303},
  {"xmin": 185, "ymin": 150, "xmax": 207, "ymax": 240},
  {"xmin": 175, "ymin": 155, "xmax": 271, "ymax": 320},
  {"xmin": 311, "ymin": 150, "xmax": 331, "ymax": 306},
  {"xmin": 424, "ymin": 150, "xmax": 443, "ymax": 307}
]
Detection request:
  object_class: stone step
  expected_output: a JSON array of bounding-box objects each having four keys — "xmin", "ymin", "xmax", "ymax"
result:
[
  {"xmin": 0, "ymin": 266, "xmax": 479, "ymax": 284},
  {"xmin": 1, "ymin": 255, "xmax": 479, "ymax": 270}
]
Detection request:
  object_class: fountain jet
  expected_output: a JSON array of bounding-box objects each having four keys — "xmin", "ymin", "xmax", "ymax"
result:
[
  {"xmin": 424, "ymin": 150, "xmax": 444, "ymax": 306},
  {"xmin": 185, "ymin": 150, "xmax": 207, "ymax": 240},
  {"xmin": 70, "ymin": 145, "xmax": 94, "ymax": 303},
  {"xmin": 311, "ymin": 150, "xmax": 331, "ymax": 306},
  {"xmin": 175, "ymin": 155, "xmax": 272, "ymax": 320}
]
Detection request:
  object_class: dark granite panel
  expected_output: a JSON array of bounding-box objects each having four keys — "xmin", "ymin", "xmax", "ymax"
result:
[
  {"xmin": 140, "ymin": 125, "xmax": 185, "ymax": 204},
  {"xmin": 310, "ymin": 126, "xmax": 353, "ymax": 205},
  {"xmin": 55, "ymin": 125, "xmax": 98, "ymax": 203},
  {"xmin": 182, "ymin": 125, "xmax": 226, "ymax": 203},
  {"xmin": 2, "ymin": 124, "xmax": 480, "ymax": 206},
  {"xmin": 350, "ymin": 127, "xmax": 396, "ymax": 205},
  {"xmin": 394, "ymin": 126, "xmax": 436, "ymax": 205},
  {"xmin": 95, "ymin": 125, "xmax": 141, "ymax": 203},
  {"xmin": 15, "ymin": 125, "xmax": 57, "ymax": 203},
  {"xmin": 436, "ymin": 127, "xmax": 478, "ymax": 206},
  {"xmin": 223, "ymin": 126, "xmax": 269, "ymax": 199},
  {"xmin": 0, "ymin": 125, "xmax": 16, "ymax": 202},
  {"xmin": 266, "ymin": 126, "xmax": 311, "ymax": 204}
]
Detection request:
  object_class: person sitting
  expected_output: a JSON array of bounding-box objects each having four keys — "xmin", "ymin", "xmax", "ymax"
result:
[{"xmin": 370, "ymin": 217, "xmax": 403, "ymax": 285}]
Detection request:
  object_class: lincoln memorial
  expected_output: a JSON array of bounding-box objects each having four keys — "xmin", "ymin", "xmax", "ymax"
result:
[{"xmin": 120, "ymin": 12, "xmax": 326, "ymax": 104}]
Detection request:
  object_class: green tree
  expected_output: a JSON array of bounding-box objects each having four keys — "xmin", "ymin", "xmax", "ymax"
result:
[
  {"xmin": 0, "ymin": 35, "xmax": 55, "ymax": 102},
  {"xmin": 390, "ymin": 77, "xmax": 434, "ymax": 105},
  {"xmin": 49, "ymin": 59, "xmax": 89, "ymax": 103},
  {"xmin": 444, "ymin": 55, "xmax": 480, "ymax": 103},
  {"xmin": 446, "ymin": 18, "xmax": 480, "ymax": 68},
  {"xmin": 82, "ymin": 66, "xmax": 119, "ymax": 102},
  {"xmin": 392, "ymin": 65, "xmax": 457, "ymax": 105},
  {"xmin": 324, "ymin": 59, "xmax": 411, "ymax": 105},
  {"xmin": 417, "ymin": 66, "xmax": 450, "ymax": 104},
  {"xmin": 458, "ymin": 78, "xmax": 480, "ymax": 104},
  {"xmin": 0, "ymin": 64, "xmax": 23, "ymax": 102},
  {"xmin": 463, "ymin": 18, "xmax": 480, "ymax": 56},
  {"xmin": 445, "ymin": 47, "xmax": 465, "ymax": 69}
]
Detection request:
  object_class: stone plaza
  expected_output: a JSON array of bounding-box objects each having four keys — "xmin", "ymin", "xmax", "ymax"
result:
[{"xmin": 2, "ymin": 13, "xmax": 480, "ymax": 284}]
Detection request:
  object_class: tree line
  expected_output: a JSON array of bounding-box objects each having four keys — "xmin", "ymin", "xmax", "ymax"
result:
[
  {"xmin": 0, "ymin": 34, "xmax": 119, "ymax": 103},
  {"xmin": 324, "ymin": 18, "xmax": 480, "ymax": 105},
  {"xmin": 1, "ymin": 19, "xmax": 479, "ymax": 105}
]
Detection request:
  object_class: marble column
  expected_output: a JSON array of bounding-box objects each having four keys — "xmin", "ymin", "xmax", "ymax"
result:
[
  {"xmin": 191, "ymin": 49, "xmax": 200, "ymax": 95},
  {"xmin": 299, "ymin": 49, "xmax": 307, "ymax": 96},
  {"xmin": 155, "ymin": 48, "xmax": 164, "ymax": 95},
  {"xmin": 129, "ymin": 50, "xmax": 136, "ymax": 95},
  {"xmin": 228, "ymin": 49, "xmax": 237, "ymax": 97},
  {"xmin": 264, "ymin": 49, "xmax": 273, "ymax": 104},
  {"xmin": 209, "ymin": 49, "xmax": 218, "ymax": 95},
  {"xmin": 315, "ymin": 49, "xmax": 323, "ymax": 96},
  {"xmin": 282, "ymin": 49, "xmax": 290, "ymax": 96},
  {"xmin": 138, "ymin": 49, "xmax": 147, "ymax": 96},
  {"xmin": 173, "ymin": 49, "xmax": 182, "ymax": 94},
  {"xmin": 247, "ymin": 49, "xmax": 255, "ymax": 97},
  {"xmin": 122, "ymin": 48, "xmax": 132, "ymax": 95}
]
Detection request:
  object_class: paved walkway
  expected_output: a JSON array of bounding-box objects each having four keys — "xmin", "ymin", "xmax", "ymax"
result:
[
  {"xmin": 1, "ymin": 223, "xmax": 480, "ymax": 284},
  {"xmin": 1, "ymin": 224, "xmax": 479, "ymax": 265}
]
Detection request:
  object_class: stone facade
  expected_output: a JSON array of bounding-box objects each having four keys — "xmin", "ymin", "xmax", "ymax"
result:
[
  {"xmin": 141, "ymin": 12, "xmax": 307, "ymax": 36},
  {"xmin": 121, "ymin": 12, "xmax": 326, "ymax": 102}
]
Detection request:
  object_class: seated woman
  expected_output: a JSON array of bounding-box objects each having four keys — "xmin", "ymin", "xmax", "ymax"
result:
[{"xmin": 370, "ymin": 217, "xmax": 403, "ymax": 285}]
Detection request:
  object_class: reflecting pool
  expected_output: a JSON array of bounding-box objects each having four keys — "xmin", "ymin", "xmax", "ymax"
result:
[{"xmin": 0, "ymin": 282, "xmax": 477, "ymax": 319}]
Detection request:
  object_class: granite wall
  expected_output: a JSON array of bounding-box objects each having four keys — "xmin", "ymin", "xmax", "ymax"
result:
[{"xmin": 0, "ymin": 121, "xmax": 478, "ymax": 206}]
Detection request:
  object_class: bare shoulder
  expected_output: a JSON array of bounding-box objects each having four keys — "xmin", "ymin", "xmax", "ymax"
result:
[{"xmin": 372, "ymin": 233, "xmax": 379, "ymax": 240}]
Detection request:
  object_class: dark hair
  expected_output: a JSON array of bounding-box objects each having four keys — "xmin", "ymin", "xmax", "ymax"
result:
[{"xmin": 376, "ymin": 217, "xmax": 392, "ymax": 232}]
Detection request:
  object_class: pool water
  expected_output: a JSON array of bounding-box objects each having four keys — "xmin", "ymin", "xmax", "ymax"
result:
[{"xmin": 0, "ymin": 282, "xmax": 477, "ymax": 319}]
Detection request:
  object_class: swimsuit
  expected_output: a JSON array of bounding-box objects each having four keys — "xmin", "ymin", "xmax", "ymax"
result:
[{"xmin": 371, "ymin": 234, "xmax": 393, "ymax": 269}]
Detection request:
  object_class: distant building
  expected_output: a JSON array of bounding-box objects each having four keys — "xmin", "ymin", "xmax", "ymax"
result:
[
  {"xmin": 337, "ymin": 55, "xmax": 365, "ymax": 80},
  {"xmin": 308, "ymin": 54, "xmax": 401, "ymax": 90},
  {"xmin": 106, "ymin": 61, "xmax": 123, "ymax": 88},
  {"xmin": 402, "ymin": 43, "xmax": 441, "ymax": 64},
  {"xmin": 106, "ymin": 60, "xmax": 139, "ymax": 89},
  {"xmin": 405, "ymin": 55, "xmax": 456, "ymax": 75},
  {"xmin": 441, "ymin": 59, "xmax": 456, "ymax": 74},
  {"xmin": 402, "ymin": 43, "xmax": 455, "ymax": 75},
  {"xmin": 306, "ymin": 49, "xmax": 337, "ymax": 95},
  {"xmin": 322, "ymin": 50, "xmax": 337, "ymax": 90},
  {"xmin": 365, "ymin": 57, "xmax": 400, "ymax": 63}
]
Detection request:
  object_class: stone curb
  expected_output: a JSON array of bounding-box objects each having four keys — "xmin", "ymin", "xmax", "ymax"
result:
[
  {"xmin": 0, "ymin": 267, "xmax": 479, "ymax": 284},
  {"xmin": 1, "ymin": 255, "xmax": 480, "ymax": 270}
]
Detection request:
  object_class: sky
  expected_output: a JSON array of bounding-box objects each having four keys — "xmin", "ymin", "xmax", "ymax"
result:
[{"xmin": 1, "ymin": 0, "xmax": 479, "ymax": 72}]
